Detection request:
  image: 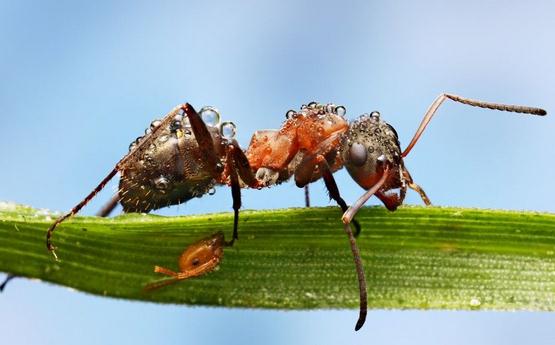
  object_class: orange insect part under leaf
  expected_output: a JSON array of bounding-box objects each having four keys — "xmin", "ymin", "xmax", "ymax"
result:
[{"xmin": 144, "ymin": 232, "xmax": 225, "ymax": 292}]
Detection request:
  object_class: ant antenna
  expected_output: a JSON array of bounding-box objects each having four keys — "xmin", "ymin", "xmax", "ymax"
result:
[
  {"xmin": 342, "ymin": 165, "xmax": 391, "ymax": 331},
  {"xmin": 402, "ymin": 93, "xmax": 547, "ymax": 157}
]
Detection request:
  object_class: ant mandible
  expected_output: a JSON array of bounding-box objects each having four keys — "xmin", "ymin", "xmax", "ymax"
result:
[{"xmin": 46, "ymin": 93, "xmax": 546, "ymax": 331}]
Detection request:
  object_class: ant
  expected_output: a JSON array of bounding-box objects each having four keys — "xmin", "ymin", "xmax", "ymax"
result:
[{"xmin": 46, "ymin": 93, "xmax": 546, "ymax": 331}]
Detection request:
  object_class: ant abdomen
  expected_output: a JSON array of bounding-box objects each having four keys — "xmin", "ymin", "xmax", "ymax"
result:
[{"xmin": 119, "ymin": 109, "xmax": 226, "ymax": 213}]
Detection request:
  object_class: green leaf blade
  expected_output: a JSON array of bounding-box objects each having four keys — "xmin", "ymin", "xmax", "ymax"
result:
[{"xmin": 1, "ymin": 203, "xmax": 554, "ymax": 311}]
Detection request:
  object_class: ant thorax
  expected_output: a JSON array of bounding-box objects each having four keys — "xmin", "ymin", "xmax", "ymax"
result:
[
  {"xmin": 119, "ymin": 106, "xmax": 231, "ymax": 213},
  {"xmin": 246, "ymin": 102, "xmax": 349, "ymax": 187},
  {"xmin": 341, "ymin": 112, "xmax": 404, "ymax": 191}
]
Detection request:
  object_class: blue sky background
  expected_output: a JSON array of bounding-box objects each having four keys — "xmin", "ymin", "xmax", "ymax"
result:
[{"xmin": 1, "ymin": 1, "xmax": 554, "ymax": 344}]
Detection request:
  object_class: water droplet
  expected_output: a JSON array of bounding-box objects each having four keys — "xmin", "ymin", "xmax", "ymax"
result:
[
  {"xmin": 220, "ymin": 121, "xmax": 237, "ymax": 140},
  {"xmin": 285, "ymin": 109, "xmax": 296, "ymax": 119},
  {"xmin": 326, "ymin": 104, "xmax": 335, "ymax": 113},
  {"xmin": 158, "ymin": 134, "xmax": 169, "ymax": 143},
  {"xmin": 135, "ymin": 136, "xmax": 143, "ymax": 144},
  {"xmin": 150, "ymin": 119, "xmax": 162, "ymax": 130},
  {"xmin": 170, "ymin": 120, "xmax": 182, "ymax": 132},
  {"xmin": 308, "ymin": 101, "xmax": 318, "ymax": 108},
  {"xmin": 370, "ymin": 111, "xmax": 381, "ymax": 119},
  {"xmin": 300, "ymin": 104, "xmax": 308, "ymax": 110},
  {"xmin": 377, "ymin": 154, "xmax": 386, "ymax": 163},
  {"xmin": 367, "ymin": 146, "xmax": 375, "ymax": 153},
  {"xmin": 154, "ymin": 176, "xmax": 171, "ymax": 192},
  {"xmin": 129, "ymin": 142, "xmax": 137, "ymax": 151},
  {"xmin": 469, "ymin": 297, "xmax": 481, "ymax": 307},
  {"xmin": 144, "ymin": 128, "xmax": 152, "ymax": 135},
  {"xmin": 199, "ymin": 106, "xmax": 221, "ymax": 127},
  {"xmin": 335, "ymin": 105, "xmax": 346, "ymax": 116},
  {"xmin": 208, "ymin": 187, "xmax": 216, "ymax": 195}
]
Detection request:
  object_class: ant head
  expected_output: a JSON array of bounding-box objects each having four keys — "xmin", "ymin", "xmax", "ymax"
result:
[
  {"xmin": 178, "ymin": 231, "xmax": 225, "ymax": 272},
  {"xmin": 341, "ymin": 112, "xmax": 403, "ymax": 189}
]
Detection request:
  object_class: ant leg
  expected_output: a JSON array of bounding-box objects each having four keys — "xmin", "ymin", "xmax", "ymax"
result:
[
  {"xmin": 304, "ymin": 185, "xmax": 310, "ymax": 207},
  {"xmin": 402, "ymin": 168, "xmax": 431, "ymax": 205},
  {"xmin": 0, "ymin": 274, "xmax": 16, "ymax": 292},
  {"xmin": 181, "ymin": 104, "xmax": 223, "ymax": 175},
  {"xmin": 96, "ymin": 194, "xmax": 120, "ymax": 217},
  {"xmin": 224, "ymin": 144, "xmax": 243, "ymax": 247},
  {"xmin": 226, "ymin": 142, "xmax": 262, "ymax": 189},
  {"xmin": 295, "ymin": 152, "xmax": 362, "ymax": 236},
  {"xmin": 46, "ymin": 104, "xmax": 189, "ymax": 260},
  {"xmin": 402, "ymin": 93, "xmax": 547, "ymax": 157},
  {"xmin": 408, "ymin": 182, "xmax": 431, "ymax": 205},
  {"xmin": 342, "ymin": 165, "xmax": 391, "ymax": 331},
  {"xmin": 225, "ymin": 142, "xmax": 269, "ymax": 246},
  {"xmin": 46, "ymin": 168, "xmax": 119, "ymax": 260}
]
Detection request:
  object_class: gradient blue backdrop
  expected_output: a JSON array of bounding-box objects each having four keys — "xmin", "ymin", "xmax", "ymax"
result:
[{"xmin": 1, "ymin": 1, "xmax": 554, "ymax": 344}]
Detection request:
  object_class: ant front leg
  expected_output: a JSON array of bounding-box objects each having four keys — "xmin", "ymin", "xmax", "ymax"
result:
[{"xmin": 401, "ymin": 168, "xmax": 431, "ymax": 206}]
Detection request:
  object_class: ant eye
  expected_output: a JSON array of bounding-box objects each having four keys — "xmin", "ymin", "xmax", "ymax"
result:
[
  {"xmin": 349, "ymin": 142, "xmax": 367, "ymax": 167},
  {"xmin": 191, "ymin": 258, "xmax": 200, "ymax": 266}
]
